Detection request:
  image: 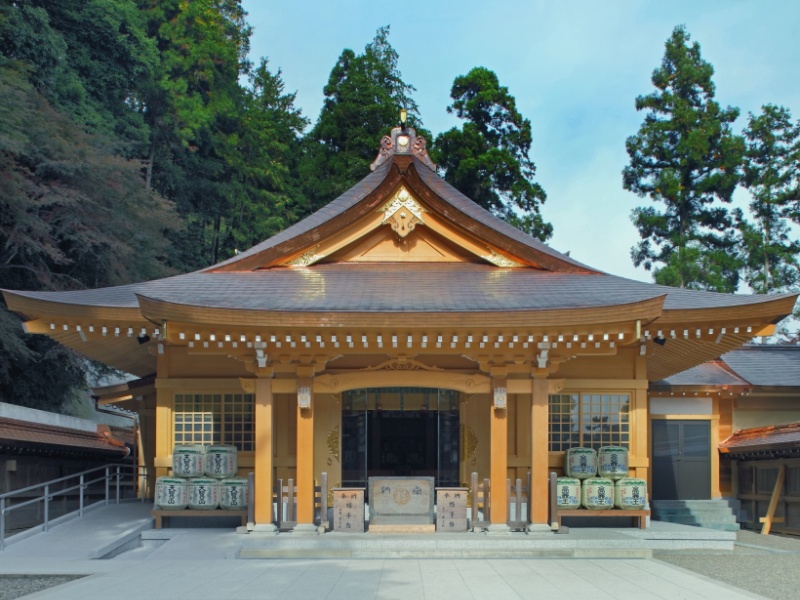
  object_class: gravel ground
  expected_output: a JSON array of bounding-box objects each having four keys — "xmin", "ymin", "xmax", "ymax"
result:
[
  {"xmin": 654, "ymin": 530, "xmax": 800, "ymax": 600},
  {"xmin": 0, "ymin": 576, "xmax": 86, "ymax": 600}
]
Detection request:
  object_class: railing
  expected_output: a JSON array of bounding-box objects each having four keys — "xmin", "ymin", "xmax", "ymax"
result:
[{"xmin": 0, "ymin": 463, "xmax": 141, "ymax": 550}]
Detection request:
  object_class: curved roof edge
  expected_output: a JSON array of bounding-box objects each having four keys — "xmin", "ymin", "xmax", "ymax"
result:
[{"xmin": 201, "ymin": 153, "xmax": 598, "ymax": 274}]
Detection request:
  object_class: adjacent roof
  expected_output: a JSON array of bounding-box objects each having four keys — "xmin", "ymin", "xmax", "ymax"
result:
[
  {"xmin": 720, "ymin": 422, "xmax": 800, "ymax": 458},
  {"xmin": 656, "ymin": 344, "xmax": 800, "ymax": 390},
  {"xmin": 655, "ymin": 360, "xmax": 749, "ymax": 388},
  {"xmin": 719, "ymin": 345, "xmax": 800, "ymax": 388},
  {"xmin": 0, "ymin": 417, "xmax": 130, "ymax": 458}
]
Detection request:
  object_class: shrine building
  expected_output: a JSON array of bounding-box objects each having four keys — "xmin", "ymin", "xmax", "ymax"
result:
[{"xmin": 2, "ymin": 122, "xmax": 797, "ymax": 532}]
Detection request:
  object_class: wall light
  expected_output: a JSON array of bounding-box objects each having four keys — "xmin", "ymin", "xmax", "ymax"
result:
[
  {"xmin": 493, "ymin": 385, "xmax": 507, "ymax": 409},
  {"xmin": 297, "ymin": 385, "xmax": 312, "ymax": 409}
]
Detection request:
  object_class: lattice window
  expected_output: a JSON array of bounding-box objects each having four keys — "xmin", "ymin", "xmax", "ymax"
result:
[
  {"xmin": 549, "ymin": 393, "xmax": 630, "ymax": 451},
  {"xmin": 173, "ymin": 393, "xmax": 254, "ymax": 451}
]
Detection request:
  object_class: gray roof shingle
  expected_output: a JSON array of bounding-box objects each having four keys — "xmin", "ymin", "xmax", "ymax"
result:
[{"xmin": 6, "ymin": 263, "xmax": 793, "ymax": 314}]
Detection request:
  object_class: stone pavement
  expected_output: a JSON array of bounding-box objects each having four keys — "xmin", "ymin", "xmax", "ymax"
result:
[{"xmin": 0, "ymin": 503, "xmax": 768, "ymax": 600}]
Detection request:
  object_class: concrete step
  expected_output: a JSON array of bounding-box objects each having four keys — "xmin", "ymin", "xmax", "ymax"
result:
[
  {"xmin": 651, "ymin": 499, "xmax": 740, "ymax": 531},
  {"xmin": 652, "ymin": 509, "xmax": 739, "ymax": 522},
  {"xmin": 652, "ymin": 500, "xmax": 735, "ymax": 508}
]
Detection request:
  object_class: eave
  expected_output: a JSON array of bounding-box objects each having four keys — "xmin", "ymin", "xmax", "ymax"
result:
[{"xmin": 137, "ymin": 292, "xmax": 666, "ymax": 330}]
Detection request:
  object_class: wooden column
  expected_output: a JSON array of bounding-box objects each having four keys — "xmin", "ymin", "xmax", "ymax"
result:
[
  {"xmin": 530, "ymin": 378, "xmax": 550, "ymax": 526},
  {"xmin": 154, "ymin": 352, "xmax": 172, "ymax": 480},
  {"xmin": 488, "ymin": 375, "xmax": 509, "ymax": 531},
  {"xmin": 295, "ymin": 376, "xmax": 315, "ymax": 531},
  {"xmin": 253, "ymin": 378, "xmax": 274, "ymax": 526}
]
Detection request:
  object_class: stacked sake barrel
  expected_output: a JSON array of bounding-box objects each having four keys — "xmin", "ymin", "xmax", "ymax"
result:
[
  {"xmin": 558, "ymin": 446, "xmax": 646, "ymax": 511},
  {"xmin": 600, "ymin": 445, "xmax": 647, "ymax": 509},
  {"xmin": 154, "ymin": 445, "xmax": 248, "ymax": 511}
]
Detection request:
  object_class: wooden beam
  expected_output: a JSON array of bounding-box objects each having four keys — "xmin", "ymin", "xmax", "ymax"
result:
[{"xmin": 760, "ymin": 464, "xmax": 786, "ymax": 535}]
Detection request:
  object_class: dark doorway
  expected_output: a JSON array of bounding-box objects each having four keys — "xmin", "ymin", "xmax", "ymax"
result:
[
  {"xmin": 341, "ymin": 388, "xmax": 459, "ymax": 490},
  {"xmin": 652, "ymin": 420, "xmax": 711, "ymax": 500}
]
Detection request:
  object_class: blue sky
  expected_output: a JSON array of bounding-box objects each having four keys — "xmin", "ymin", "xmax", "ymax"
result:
[{"xmin": 241, "ymin": 0, "xmax": 800, "ymax": 283}]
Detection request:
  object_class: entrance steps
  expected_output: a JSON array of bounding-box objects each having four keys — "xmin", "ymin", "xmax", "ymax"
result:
[
  {"xmin": 651, "ymin": 499, "xmax": 741, "ymax": 532},
  {"xmin": 237, "ymin": 520, "xmax": 735, "ymax": 559}
]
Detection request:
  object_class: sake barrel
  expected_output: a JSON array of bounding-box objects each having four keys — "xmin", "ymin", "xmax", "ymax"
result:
[
  {"xmin": 615, "ymin": 477, "xmax": 647, "ymax": 509},
  {"xmin": 555, "ymin": 477, "xmax": 581, "ymax": 509},
  {"xmin": 172, "ymin": 445, "xmax": 206, "ymax": 478},
  {"xmin": 154, "ymin": 476, "xmax": 188, "ymax": 509},
  {"xmin": 204, "ymin": 445, "xmax": 238, "ymax": 479},
  {"xmin": 565, "ymin": 447, "xmax": 598, "ymax": 479},
  {"xmin": 581, "ymin": 477, "xmax": 615, "ymax": 510},
  {"xmin": 187, "ymin": 477, "xmax": 219, "ymax": 510},
  {"xmin": 219, "ymin": 478, "xmax": 249, "ymax": 510},
  {"xmin": 598, "ymin": 446, "xmax": 629, "ymax": 480}
]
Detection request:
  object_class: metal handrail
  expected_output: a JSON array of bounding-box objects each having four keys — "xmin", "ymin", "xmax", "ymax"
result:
[{"xmin": 0, "ymin": 463, "xmax": 144, "ymax": 550}]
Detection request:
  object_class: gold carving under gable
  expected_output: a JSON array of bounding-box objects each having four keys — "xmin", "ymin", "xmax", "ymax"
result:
[
  {"xmin": 287, "ymin": 247, "xmax": 322, "ymax": 267},
  {"xmin": 363, "ymin": 357, "xmax": 443, "ymax": 372},
  {"xmin": 327, "ymin": 424, "xmax": 340, "ymax": 463},
  {"xmin": 483, "ymin": 249, "xmax": 524, "ymax": 268},
  {"xmin": 379, "ymin": 187, "xmax": 426, "ymax": 238}
]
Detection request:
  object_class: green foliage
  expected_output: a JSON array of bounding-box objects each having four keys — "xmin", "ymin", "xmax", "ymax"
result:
[
  {"xmin": 739, "ymin": 104, "xmax": 800, "ymax": 294},
  {"xmin": 225, "ymin": 59, "xmax": 308, "ymax": 251},
  {"xmin": 624, "ymin": 26, "xmax": 744, "ymax": 291},
  {"xmin": 0, "ymin": 0, "xmax": 156, "ymax": 153},
  {"xmin": 433, "ymin": 67, "xmax": 551, "ymax": 241},
  {"xmin": 301, "ymin": 26, "xmax": 424, "ymax": 212},
  {"xmin": 0, "ymin": 65, "xmax": 179, "ymax": 409}
]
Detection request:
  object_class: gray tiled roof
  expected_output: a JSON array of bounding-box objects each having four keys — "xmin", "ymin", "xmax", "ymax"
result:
[
  {"xmin": 721, "ymin": 345, "xmax": 800, "ymax": 387},
  {"xmin": 659, "ymin": 361, "xmax": 748, "ymax": 387},
  {"xmin": 5, "ymin": 263, "xmax": 793, "ymax": 314},
  {"xmin": 658, "ymin": 344, "xmax": 800, "ymax": 388}
]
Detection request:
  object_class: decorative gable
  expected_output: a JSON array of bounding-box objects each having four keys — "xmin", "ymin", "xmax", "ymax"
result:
[{"xmin": 278, "ymin": 185, "xmax": 524, "ymax": 267}]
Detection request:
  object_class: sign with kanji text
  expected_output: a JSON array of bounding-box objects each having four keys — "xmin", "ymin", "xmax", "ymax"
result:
[
  {"xmin": 332, "ymin": 488, "xmax": 365, "ymax": 533},
  {"xmin": 436, "ymin": 488, "xmax": 468, "ymax": 532}
]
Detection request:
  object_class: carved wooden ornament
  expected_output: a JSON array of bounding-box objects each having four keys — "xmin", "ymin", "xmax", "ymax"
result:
[{"xmin": 379, "ymin": 187, "xmax": 426, "ymax": 238}]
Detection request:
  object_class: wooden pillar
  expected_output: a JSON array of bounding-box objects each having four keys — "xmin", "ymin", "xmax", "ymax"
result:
[
  {"xmin": 295, "ymin": 376, "xmax": 315, "ymax": 531},
  {"xmin": 253, "ymin": 378, "xmax": 274, "ymax": 526},
  {"xmin": 488, "ymin": 375, "xmax": 509, "ymax": 532},
  {"xmin": 634, "ymin": 354, "xmax": 649, "ymax": 482},
  {"xmin": 154, "ymin": 353, "xmax": 172, "ymax": 480},
  {"xmin": 530, "ymin": 378, "xmax": 550, "ymax": 526}
]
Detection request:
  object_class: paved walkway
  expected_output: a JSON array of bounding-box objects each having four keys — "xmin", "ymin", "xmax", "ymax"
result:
[{"xmin": 0, "ymin": 503, "xmax": 768, "ymax": 600}]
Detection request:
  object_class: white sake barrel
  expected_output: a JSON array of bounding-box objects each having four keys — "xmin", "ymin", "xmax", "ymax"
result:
[
  {"xmin": 154, "ymin": 476, "xmax": 188, "ymax": 509},
  {"xmin": 598, "ymin": 446, "xmax": 629, "ymax": 480},
  {"xmin": 172, "ymin": 445, "xmax": 206, "ymax": 477},
  {"xmin": 615, "ymin": 477, "xmax": 647, "ymax": 509},
  {"xmin": 581, "ymin": 477, "xmax": 615, "ymax": 510},
  {"xmin": 187, "ymin": 477, "xmax": 219, "ymax": 510},
  {"xmin": 565, "ymin": 447, "xmax": 598, "ymax": 479},
  {"xmin": 555, "ymin": 477, "xmax": 581, "ymax": 509},
  {"xmin": 204, "ymin": 445, "xmax": 238, "ymax": 479},
  {"xmin": 219, "ymin": 478, "xmax": 249, "ymax": 510}
]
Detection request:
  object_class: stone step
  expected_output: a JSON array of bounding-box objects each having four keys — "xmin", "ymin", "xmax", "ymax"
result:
[
  {"xmin": 653, "ymin": 514, "xmax": 736, "ymax": 526},
  {"xmin": 651, "ymin": 499, "xmax": 740, "ymax": 531},
  {"xmin": 652, "ymin": 508, "xmax": 739, "ymax": 521},
  {"xmin": 653, "ymin": 520, "xmax": 740, "ymax": 532},
  {"xmin": 651, "ymin": 500, "xmax": 735, "ymax": 508}
]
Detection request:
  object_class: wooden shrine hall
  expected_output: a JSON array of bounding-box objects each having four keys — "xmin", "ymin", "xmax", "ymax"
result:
[{"xmin": 3, "ymin": 120, "xmax": 797, "ymax": 533}]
